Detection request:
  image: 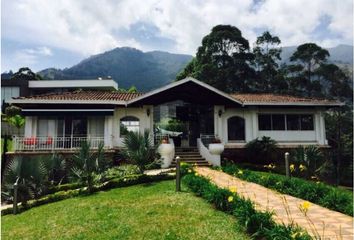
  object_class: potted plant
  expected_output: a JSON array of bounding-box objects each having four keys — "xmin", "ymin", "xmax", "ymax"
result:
[{"xmin": 208, "ymin": 137, "xmax": 224, "ymax": 155}]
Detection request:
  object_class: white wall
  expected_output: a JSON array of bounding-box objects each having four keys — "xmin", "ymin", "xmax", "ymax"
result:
[
  {"xmin": 112, "ymin": 105, "xmax": 154, "ymax": 147},
  {"xmin": 220, "ymin": 107, "xmax": 328, "ymax": 146}
]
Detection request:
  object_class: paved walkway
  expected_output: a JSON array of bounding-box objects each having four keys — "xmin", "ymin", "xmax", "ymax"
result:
[{"xmin": 195, "ymin": 167, "xmax": 354, "ymax": 240}]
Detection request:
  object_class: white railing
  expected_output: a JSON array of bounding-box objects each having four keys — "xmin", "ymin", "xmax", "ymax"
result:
[{"xmin": 12, "ymin": 136, "xmax": 105, "ymax": 151}]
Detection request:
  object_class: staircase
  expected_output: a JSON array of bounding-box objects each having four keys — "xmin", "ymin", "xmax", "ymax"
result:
[{"xmin": 169, "ymin": 147, "xmax": 211, "ymax": 167}]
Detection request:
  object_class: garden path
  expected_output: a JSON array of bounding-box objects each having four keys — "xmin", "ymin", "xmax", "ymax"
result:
[{"xmin": 195, "ymin": 167, "xmax": 353, "ymax": 240}]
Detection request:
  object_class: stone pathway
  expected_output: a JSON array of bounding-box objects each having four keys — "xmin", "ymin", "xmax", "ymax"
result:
[{"xmin": 195, "ymin": 167, "xmax": 354, "ymax": 240}]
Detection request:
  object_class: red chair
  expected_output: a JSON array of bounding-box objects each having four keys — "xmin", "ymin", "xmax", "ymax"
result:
[
  {"xmin": 45, "ymin": 136, "xmax": 53, "ymax": 145},
  {"xmin": 24, "ymin": 137, "xmax": 38, "ymax": 145}
]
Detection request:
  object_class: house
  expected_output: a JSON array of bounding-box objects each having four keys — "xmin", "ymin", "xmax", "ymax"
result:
[{"xmin": 8, "ymin": 77, "xmax": 342, "ymax": 166}]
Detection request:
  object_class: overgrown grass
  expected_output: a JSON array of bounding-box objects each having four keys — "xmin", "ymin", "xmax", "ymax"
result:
[
  {"xmin": 2, "ymin": 180, "xmax": 250, "ymax": 240},
  {"xmin": 220, "ymin": 164, "xmax": 353, "ymax": 216}
]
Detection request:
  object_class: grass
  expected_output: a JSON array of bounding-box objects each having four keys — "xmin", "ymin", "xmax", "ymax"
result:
[{"xmin": 2, "ymin": 180, "xmax": 249, "ymax": 240}]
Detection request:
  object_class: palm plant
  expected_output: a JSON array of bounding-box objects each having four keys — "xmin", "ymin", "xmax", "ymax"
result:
[
  {"xmin": 122, "ymin": 130, "xmax": 158, "ymax": 174},
  {"xmin": 71, "ymin": 141, "xmax": 106, "ymax": 193},
  {"xmin": 245, "ymin": 136, "xmax": 278, "ymax": 163},
  {"xmin": 41, "ymin": 154, "xmax": 66, "ymax": 185},
  {"xmin": 3, "ymin": 156, "xmax": 47, "ymax": 206}
]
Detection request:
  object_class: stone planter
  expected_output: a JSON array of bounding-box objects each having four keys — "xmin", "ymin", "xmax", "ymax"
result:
[
  {"xmin": 158, "ymin": 143, "xmax": 174, "ymax": 168},
  {"xmin": 208, "ymin": 143, "xmax": 224, "ymax": 155}
]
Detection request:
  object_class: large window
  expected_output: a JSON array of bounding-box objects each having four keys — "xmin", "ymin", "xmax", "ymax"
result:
[
  {"xmin": 227, "ymin": 116, "xmax": 245, "ymax": 141},
  {"xmin": 1, "ymin": 87, "xmax": 20, "ymax": 103},
  {"xmin": 258, "ymin": 114, "xmax": 314, "ymax": 131},
  {"xmin": 120, "ymin": 116, "xmax": 140, "ymax": 137},
  {"xmin": 88, "ymin": 117, "xmax": 104, "ymax": 137}
]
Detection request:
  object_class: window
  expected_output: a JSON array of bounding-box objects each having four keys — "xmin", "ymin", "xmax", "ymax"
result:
[
  {"xmin": 258, "ymin": 114, "xmax": 314, "ymax": 131},
  {"xmin": 258, "ymin": 114, "xmax": 271, "ymax": 130},
  {"xmin": 228, "ymin": 116, "xmax": 245, "ymax": 141},
  {"xmin": 272, "ymin": 114, "xmax": 285, "ymax": 130},
  {"xmin": 120, "ymin": 116, "xmax": 139, "ymax": 137},
  {"xmin": 1, "ymin": 87, "xmax": 20, "ymax": 103},
  {"xmin": 88, "ymin": 117, "xmax": 104, "ymax": 137},
  {"xmin": 286, "ymin": 115, "xmax": 300, "ymax": 130},
  {"xmin": 300, "ymin": 115, "xmax": 314, "ymax": 130}
]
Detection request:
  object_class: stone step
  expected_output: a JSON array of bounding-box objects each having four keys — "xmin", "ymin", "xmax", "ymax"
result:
[
  {"xmin": 170, "ymin": 163, "xmax": 211, "ymax": 167},
  {"xmin": 172, "ymin": 159, "xmax": 206, "ymax": 163},
  {"xmin": 174, "ymin": 157, "xmax": 204, "ymax": 161}
]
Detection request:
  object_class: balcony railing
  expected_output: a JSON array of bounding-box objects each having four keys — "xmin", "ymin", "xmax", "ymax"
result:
[{"xmin": 12, "ymin": 136, "xmax": 105, "ymax": 151}]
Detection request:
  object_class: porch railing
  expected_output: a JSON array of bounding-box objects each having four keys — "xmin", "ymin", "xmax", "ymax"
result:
[{"xmin": 12, "ymin": 136, "xmax": 105, "ymax": 151}]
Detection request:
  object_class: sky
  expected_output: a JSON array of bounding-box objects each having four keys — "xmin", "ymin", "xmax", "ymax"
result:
[{"xmin": 1, "ymin": 0, "xmax": 353, "ymax": 72}]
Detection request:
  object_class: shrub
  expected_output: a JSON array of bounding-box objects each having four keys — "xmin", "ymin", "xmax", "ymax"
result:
[
  {"xmin": 183, "ymin": 173, "xmax": 311, "ymax": 240},
  {"xmin": 292, "ymin": 145, "xmax": 325, "ymax": 179},
  {"xmin": 122, "ymin": 130, "xmax": 160, "ymax": 173},
  {"xmin": 221, "ymin": 163, "xmax": 353, "ymax": 216},
  {"xmin": 71, "ymin": 141, "xmax": 107, "ymax": 193},
  {"xmin": 245, "ymin": 136, "xmax": 277, "ymax": 163}
]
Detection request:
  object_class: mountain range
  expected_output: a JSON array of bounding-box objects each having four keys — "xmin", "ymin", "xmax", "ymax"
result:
[{"xmin": 5, "ymin": 44, "xmax": 353, "ymax": 91}]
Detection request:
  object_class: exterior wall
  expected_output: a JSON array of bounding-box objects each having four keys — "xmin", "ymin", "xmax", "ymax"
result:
[
  {"xmin": 220, "ymin": 107, "xmax": 328, "ymax": 147},
  {"xmin": 112, "ymin": 105, "xmax": 154, "ymax": 147}
]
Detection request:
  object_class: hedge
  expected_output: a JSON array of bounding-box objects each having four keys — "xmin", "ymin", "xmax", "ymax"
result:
[
  {"xmin": 183, "ymin": 172, "xmax": 311, "ymax": 240},
  {"xmin": 2, "ymin": 173, "xmax": 175, "ymax": 216},
  {"xmin": 220, "ymin": 164, "xmax": 353, "ymax": 216}
]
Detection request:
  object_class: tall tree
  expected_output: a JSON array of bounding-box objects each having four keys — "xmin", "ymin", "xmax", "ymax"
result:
[
  {"xmin": 11, "ymin": 67, "xmax": 42, "ymax": 80},
  {"xmin": 177, "ymin": 25, "xmax": 255, "ymax": 92},
  {"xmin": 253, "ymin": 31, "xmax": 282, "ymax": 92},
  {"xmin": 288, "ymin": 43, "xmax": 329, "ymax": 96}
]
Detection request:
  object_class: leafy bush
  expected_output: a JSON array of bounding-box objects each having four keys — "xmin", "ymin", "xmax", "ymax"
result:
[
  {"xmin": 292, "ymin": 145, "xmax": 325, "ymax": 179},
  {"xmin": 71, "ymin": 141, "xmax": 107, "ymax": 193},
  {"xmin": 122, "ymin": 130, "xmax": 160, "ymax": 173},
  {"xmin": 104, "ymin": 165, "xmax": 140, "ymax": 180},
  {"xmin": 183, "ymin": 173, "xmax": 311, "ymax": 240},
  {"xmin": 222, "ymin": 163, "xmax": 353, "ymax": 216},
  {"xmin": 3, "ymin": 156, "xmax": 47, "ymax": 206},
  {"xmin": 245, "ymin": 136, "xmax": 278, "ymax": 163}
]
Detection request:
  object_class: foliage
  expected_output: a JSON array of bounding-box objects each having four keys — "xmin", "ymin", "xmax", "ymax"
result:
[
  {"xmin": 4, "ymin": 105, "xmax": 22, "ymax": 117},
  {"xmin": 122, "ymin": 130, "xmax": 159, "ymax": 173},
  {"xmin": 221, "ymin": 164, "xmax": 353, "ymax": 216},
  {"xmin": 157, "ymin": 118, "xmax": 186, "ymax": 132},
  {"xmin": 177, "ymin": 25, "xmax": 255, "ymax": 92},
  {"xmin": 252, "ymin": 31, "xmax": 284, "ymax": 92},
  {"xmin": 183, "ymin": 173, "xmax": 311, "ymax": 239},
  {"xmin": 11, "ymin": 67, "xmax": 42, "ymax": 80},
  {"xmin": 6, "ymin": 115, "xmax": 25, "ymax": 134},
  {"xmin": 245, "ymin": 136, "xmax": 278, "ymax": 163},
  {"xmin": 291, "ymin": 145, "xmax": 324, "ymax": 179},
  {"xmin": 325, "ymin": 107, "xmax": 353, "ymax": 186},
  {"xmin": 3, "ymin": 156, "xmax": 47, "ymax": 206},
  {"xmin": 71, "ymin": 141, "xmax": 107, "ymax": 193},
  {"xmin": 103, "ymin": 164, "xmax": 140, "ymax": 180},
  {"xmin": 41, "ymin": 154, "xmax": 67, "ymax": 185}
]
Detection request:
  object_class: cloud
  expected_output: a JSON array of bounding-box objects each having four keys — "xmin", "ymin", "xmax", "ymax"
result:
[
  {"xmin": 13, "ymin": 46, "xmax": 53, "ymax": 66},
  {"xmin": 1, "ymin": 0, "xmax": 353, "ymax": 57}
]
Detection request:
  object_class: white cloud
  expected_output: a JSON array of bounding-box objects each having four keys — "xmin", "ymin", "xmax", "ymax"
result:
[
  {"xmin": 2, "ymin": 0, "xmax": 353, "ymax": 56},
  {"xmin": 13, "ymin": 46, "xmax": 53, "ymax": 66}
]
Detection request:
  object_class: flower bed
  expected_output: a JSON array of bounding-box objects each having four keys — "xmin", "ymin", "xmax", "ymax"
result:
[
  {"xmin": 183, "ymin": 171, "xmax": 311, "ymax": 240},
  {"xmin": 220, "ymin": 164, "xmax": 353, "ymax": 216}
]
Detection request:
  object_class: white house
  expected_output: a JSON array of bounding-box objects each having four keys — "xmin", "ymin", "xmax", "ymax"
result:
[{"xmin": 8, "ymin": 77, "xmax": 342, "ymax": 166}]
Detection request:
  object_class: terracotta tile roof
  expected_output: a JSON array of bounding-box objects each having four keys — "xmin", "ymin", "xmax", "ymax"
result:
[
  {"xmin": 230, "ymin": 93, "xmax": 341, "ymax": 105},
  {"xmin": 14, "ymin": 90, "xmax": 143, "ymax": 102}
]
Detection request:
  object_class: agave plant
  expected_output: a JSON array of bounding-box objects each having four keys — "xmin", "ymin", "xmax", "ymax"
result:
[
  {"xmin": 3, "ymin": 156, "xmax": 47, "ymax": 207},
  {"xmin": 122, "ymin": 130, "xmax": 158, "ymax": 174},
  {"xmin": 71, "ymin": 141, "xmax": 106, "ymax": 193}
]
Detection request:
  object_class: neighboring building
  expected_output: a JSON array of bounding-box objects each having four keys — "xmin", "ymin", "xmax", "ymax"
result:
[{"xmin": 7, "ymin": 78, "xmax": 342, "ymax": 166}]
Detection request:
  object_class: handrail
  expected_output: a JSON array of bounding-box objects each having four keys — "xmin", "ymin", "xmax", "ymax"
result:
[{"xmin": 12, "ymin": 136, "xmax": 105, "ymax": 151}]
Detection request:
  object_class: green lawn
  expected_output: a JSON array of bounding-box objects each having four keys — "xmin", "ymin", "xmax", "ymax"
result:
[{"xmin": 2, "ymin": 180, "xmax": 249, "ymax": 240}]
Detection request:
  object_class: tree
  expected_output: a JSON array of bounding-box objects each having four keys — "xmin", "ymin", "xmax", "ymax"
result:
[
  {"xmin": 71, "ymin": 141, "xmax": 106, "ymax": 193},
  {"xmin": 11, "ymin": 67, "xmax": 42, "ymax": 80},
  {"xmin": 7, "ymin": 115, "xmax": 25, "ymax": 135},
  {"xmin": 253, "ymin": 31, "xmax": 282, "ymax": 92},
  {"xmin": 122, "ymin": 130, "xmax": 158, "ymax": 173},
  {"xmin": 288, "ymin": 43, "xmax": 329, "ymax": 96},
  {"xmin": 176, "ymin": 25, "xmax": 255, "ymax": 92}
]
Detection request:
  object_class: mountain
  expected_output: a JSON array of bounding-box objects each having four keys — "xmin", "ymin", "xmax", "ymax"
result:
[
  {"xmin": 280, "ymin": 44, "xmax": 353, "ymax": 65},
  {"xmin": 38, "ymin": 47, "xmax": 193, "ymax": 91}
]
